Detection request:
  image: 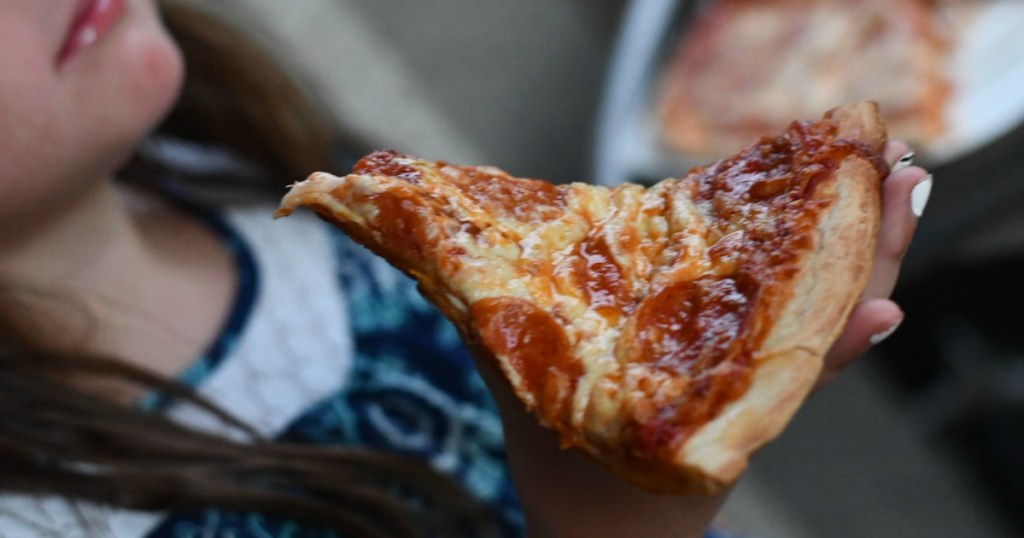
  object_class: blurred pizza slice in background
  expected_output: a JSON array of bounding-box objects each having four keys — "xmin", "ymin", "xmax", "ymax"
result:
[{"xmin": 656, "ymin": 0, "xmax": 950, "ymax": 158}]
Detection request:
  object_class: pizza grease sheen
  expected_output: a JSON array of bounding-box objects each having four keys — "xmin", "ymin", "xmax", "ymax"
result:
[{"xmin": 276, "ymin": 102, "xmax": 889, "ymax": 493}]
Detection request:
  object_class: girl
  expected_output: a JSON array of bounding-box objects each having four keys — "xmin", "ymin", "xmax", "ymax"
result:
[{"xmin": 0, "ymin": 0, "xmax": 932, "ymax": 536}]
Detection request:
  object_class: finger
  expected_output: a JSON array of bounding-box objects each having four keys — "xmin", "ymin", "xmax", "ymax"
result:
[
  {"xmin": 817, "ymin": 298, "xmax": 903, "ymax": 389},
  {"xmin": 861, "ymin": 164, "xmax": 931, "ymax": 300},
  {"xmin": 815, "ymin": 142, "xmax": 924, "ymax": 391},
  {"xmin": 883, "ymin": 140, "xmax": 912, "ymax": 167}
]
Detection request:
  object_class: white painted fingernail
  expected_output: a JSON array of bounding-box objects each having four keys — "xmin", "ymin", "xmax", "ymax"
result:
[
  {"xmin": 870, "ymin": 316, "xmax": 904, "ymax": 345},
  {"xmin": 911, "ymin": 175, "xmax": 932, "ymax": 218},
  {"xmin": 892, "ymin": 151, "xmax": 915, "ymax": 172}
]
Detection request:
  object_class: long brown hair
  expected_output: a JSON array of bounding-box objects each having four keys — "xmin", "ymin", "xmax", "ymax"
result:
[{"xmin": 0, "ymin": 2, "xmax": 491, "ymax": 536}]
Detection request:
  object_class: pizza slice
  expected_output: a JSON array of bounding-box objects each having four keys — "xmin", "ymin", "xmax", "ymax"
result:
[
  {"xmin": 657, "ymin": 0, "xmax": 948, "ymax": 158},
  {"xmin": 275, "ymin": 102, "xmax": 890, "ymax": 494}
]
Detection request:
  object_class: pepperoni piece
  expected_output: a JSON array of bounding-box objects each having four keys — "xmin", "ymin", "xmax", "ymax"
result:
[{"xmin": 470, "ymin": 297, "xmax": 582, "ymax": 427}]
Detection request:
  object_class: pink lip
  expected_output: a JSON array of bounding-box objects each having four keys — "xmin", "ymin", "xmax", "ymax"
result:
[{"xmin": 57, "ymin": 0, "xmax": 127, "ymax": 66}]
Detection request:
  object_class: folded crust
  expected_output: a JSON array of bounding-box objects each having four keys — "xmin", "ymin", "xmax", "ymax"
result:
[
  {"xmin": 672, "ymin": 103, "xmax": 885, "ymax": 490},
  {"xmin": 275, "ymin": 102, "xmax": 888, "ymax": 494}
]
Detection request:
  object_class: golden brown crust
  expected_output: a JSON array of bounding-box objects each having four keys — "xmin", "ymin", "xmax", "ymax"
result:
[
  {"xmin": 275, "ymin": 102, "xmax": 888, "ymax": 494},
  {"xmin": 680, "ymin": 147, "xmax": 884, "ymax": 489}
]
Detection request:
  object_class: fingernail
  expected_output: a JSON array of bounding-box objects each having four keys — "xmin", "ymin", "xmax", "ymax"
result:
[
  {"xmin": 870, "ymin": 316, "xmax": 904, "ymax": 345},
  {"xmin": 911, "ymin": 175, "xmax": 932, "ymax": 218},
  {"xmin": 892, "ymin": 151, "xmax": 915, "ymax": 172}
]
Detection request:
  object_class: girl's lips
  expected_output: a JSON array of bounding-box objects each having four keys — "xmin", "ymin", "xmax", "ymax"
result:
[{"xmin": 57, "ymin": 0, "xmax": 127, "ymax": 66}]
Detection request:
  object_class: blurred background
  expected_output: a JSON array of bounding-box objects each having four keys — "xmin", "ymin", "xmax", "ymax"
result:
[{"xmin": 223, "ymin": 0, "xmax": 1023, "ymax": 536}]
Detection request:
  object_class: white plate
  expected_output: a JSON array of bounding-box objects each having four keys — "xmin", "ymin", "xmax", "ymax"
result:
[
  {"xmin": 929, "ymin": 1, "xmax": 1024, "ymax": 163},
  {"xmin": 594, "ymin": 0, "xmax": 1024, "ymax": 186}
]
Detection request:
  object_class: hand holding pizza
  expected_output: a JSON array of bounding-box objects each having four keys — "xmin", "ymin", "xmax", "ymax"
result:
[
  {"xmin": 276, "ymin": 103, "xmax": 932, "ymax": 536},
  {"xmin": 817, "ymin": 140, "xmax": 929, "ymax": 389},
  {"xmin": 471, "ymin": 138, "xmax": 932, "ymax": 538}
]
